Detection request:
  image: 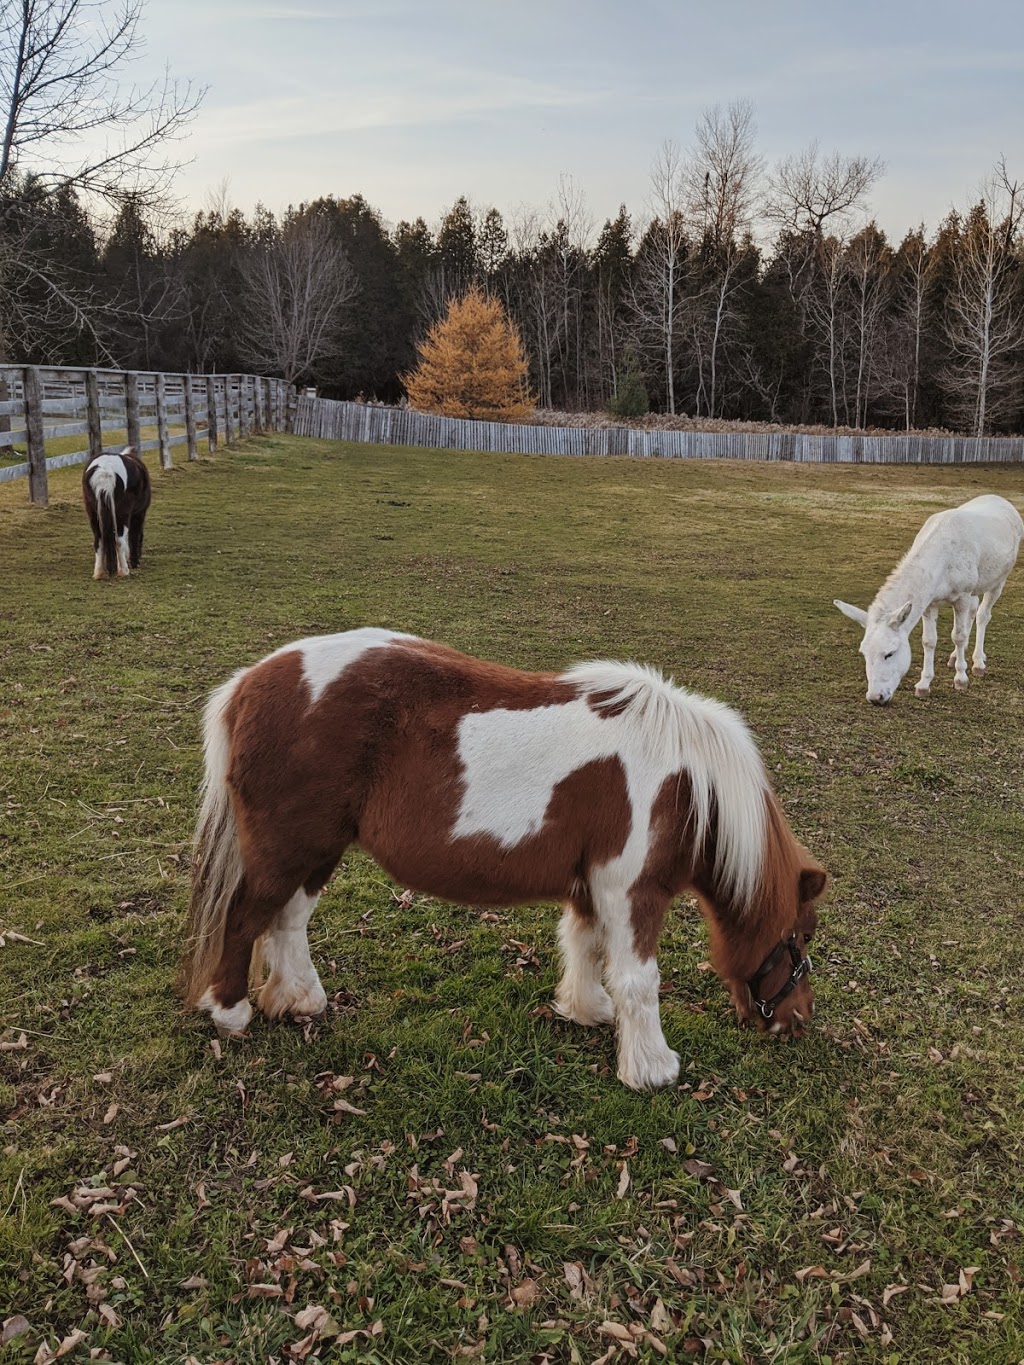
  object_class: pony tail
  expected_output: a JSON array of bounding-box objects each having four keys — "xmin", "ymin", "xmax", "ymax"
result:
[
  {"xmin": 179, "ymin": 674, "xmax": 247, "ymax": 1006},
  {"xmin": 92, "ymin": 469, "xmax": 119, "ymax": 577}
]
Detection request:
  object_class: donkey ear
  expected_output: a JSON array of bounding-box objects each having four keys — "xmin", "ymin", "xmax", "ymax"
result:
[
  {"xmin": 799, "ymin": 866, "xmax": 828, "ymax": 903},
  {"xmin": 888, "ymin": 600, "xmax": 914, "ymax": 629},
  {"xmin": 833, "ymin": 599, "xmax": 868, "ymax": 627}
]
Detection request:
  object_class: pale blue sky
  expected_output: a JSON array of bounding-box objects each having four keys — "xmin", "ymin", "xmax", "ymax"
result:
[{"xmin": 143, "ymin": 0, "xmax": 1024, "ymax": 242}]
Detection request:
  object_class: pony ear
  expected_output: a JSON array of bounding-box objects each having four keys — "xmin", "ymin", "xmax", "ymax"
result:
[
  {"xmin": 888, "ymin": 601, "xmax": 914, "ymax": 629},
  {"xmin": 834, "ymin": 599, "xmax": 868, "ymax": 627},
  {"xmin": 799, "ymin": 866, "xmax": 828, "ymax": 903}
]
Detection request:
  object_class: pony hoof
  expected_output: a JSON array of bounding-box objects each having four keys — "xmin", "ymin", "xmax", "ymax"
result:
[
  {"xmin": 972, "ymin": 664, "xmax": 986, "ymax": 677},
  {"xmin": 617, "ymin": 1048, "xmax": 680, "ymax": 1092},
  {"xmin": 553, "ymin": 991, "xmax": 616, "ymax": 1027},
  {"xmin": 258, "ymin": 977, "xmax": 328, "ymax": 1020},
  {"xmin": 954, "ymin": 677, "xmax": 969, "ymax": 693},
  {"xmin": 914, "ymin": 684, "xmax": 931, "ymax": 698},
  {"xmin": 197, "ymin": 989, "xmax": 252, "ymax": 1035}
]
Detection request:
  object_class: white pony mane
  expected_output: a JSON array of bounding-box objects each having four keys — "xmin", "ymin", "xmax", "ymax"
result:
[{"xmin": 562, "ymin": 660, "xmax": 769, "ymax": 909}]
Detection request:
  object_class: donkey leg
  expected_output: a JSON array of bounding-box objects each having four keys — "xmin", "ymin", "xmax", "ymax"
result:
[
  {"xmin": 553, "ymin": 901, "xmax": 614, "ymax": 1026},
  {"xmin": 915, "ymin": 605, "xmax": 939, "ymax": 697},
  {"xmin": 950, "ymin": 597, "xmax": 974, "ymax": 691},
  {"xmin": 258, "ymin": 886, "xmax": 329, "ymax": 1019},
  {"xmin": 593, "ymin": 877, "xmax": 678, "ymax": 1091},
  {"xmin": 972, "ymin": 584, "xmax": 1003, "ymax": 676}
]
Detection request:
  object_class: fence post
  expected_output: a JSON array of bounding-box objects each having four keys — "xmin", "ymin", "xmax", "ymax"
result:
[
  {"xmin": 183, "ymin": 375, "xmax": 198, "ymax": 461},
  {"xmin": 253, "ymin": 376, "xmax": 264, "ymax": 434},
  {"xmin": 223, "ymin": 377, "xmax": 235, "ymax": 445},
  {"xmin": 23, "ymin": 366, "xmax": 47, "ymax": 506},
  {"xmin": 238, "ymin": 375, "xmax": 249, "ymax": 439},
  {"xmin": 286, "ymin": 384, "xmax": 296, "ymax": 433},
  {"xmin": 205, "ymin": 376, "xmax": 219, "ymax": 452},
  {"xmin": 155, "ymin": 371, "xmax": 172, "ymax": 469},
  {"xmin": 85, "ymin": 370, "xmax": 103, "ymax": 463},
  {"xmin": 125, "ymin": 372, "xmax": 142, "ymax": 453}
]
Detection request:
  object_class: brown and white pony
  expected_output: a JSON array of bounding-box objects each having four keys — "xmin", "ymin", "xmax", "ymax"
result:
[
  {"xmin": 180, "ymin": 629, "xmax": 827, "ymax": 1091},
  {"xmin": 82, "ymin": 447, "xmax": 152, "ymax": 580}
]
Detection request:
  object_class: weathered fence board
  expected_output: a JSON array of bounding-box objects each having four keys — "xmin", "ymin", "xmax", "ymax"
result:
[
  {"xmin": 2, "ymin": 365, "xmax": 296, "ymax": 503},
  {"xmin": 293, "ymin": 397, "xmax": 1024, "ymax": 466}
]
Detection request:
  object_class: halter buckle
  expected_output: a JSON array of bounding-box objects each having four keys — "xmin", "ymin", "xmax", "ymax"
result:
[{"xmin": 748, "ymin": 933, "xmax": 812, "ymax": 1020}]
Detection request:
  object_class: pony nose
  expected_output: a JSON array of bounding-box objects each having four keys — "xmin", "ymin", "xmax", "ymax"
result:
[{"xmin": 867, "ymin": 691, "xmax": 890, "ymax": 706}]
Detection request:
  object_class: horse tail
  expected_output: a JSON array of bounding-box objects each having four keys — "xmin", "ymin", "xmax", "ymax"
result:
[
  {"xmin": 179, "ymin": 671, "xmax": 248, "ymax": 1007},
  {"xmin": 89, "ymin": 464, "xmax": 120, "ymax": 577}
]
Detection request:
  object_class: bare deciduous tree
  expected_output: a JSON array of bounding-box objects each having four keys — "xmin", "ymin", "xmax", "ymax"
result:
[
  {"xmin": 632, "ymin": 140, "xmax": 688, "ymax": 414},
  {"xmin": 764, "ymin": 142, "xmax": 885, "ymax": 237},
  {"xmin": 0, "ymin": 0, "xmax": 202, "ymax": 205},
  {"xmin": 943, "ymin": 160, "xmax": 1024, "ymax": 435},
  {"xmin": 683, "ymin": 99, "xmax": 763, "ymax": 247},
  {"xmin": 682, "ymin": 101, "xmax": 764, "ymax": 417},
  {"xmin": 236, "ymin": 212, "xmax": 358, "ymax": 384}
]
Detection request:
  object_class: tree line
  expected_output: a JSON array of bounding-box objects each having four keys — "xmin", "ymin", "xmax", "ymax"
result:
[{"xmin": 2, "ymin": 59, "xmax": 1022, "ymax": 435}]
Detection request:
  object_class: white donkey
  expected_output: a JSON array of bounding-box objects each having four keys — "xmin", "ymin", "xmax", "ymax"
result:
[{"xmin": 834, "ymin": 494, "xmax": 1023, "ymax": 704}]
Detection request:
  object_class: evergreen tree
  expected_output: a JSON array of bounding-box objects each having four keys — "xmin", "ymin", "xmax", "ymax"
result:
[
  {"xmin": 404, "ymin": 284, "xmax": 535, "ymax": 421},
  {"xmin": 607, "ymin": 344, "xmax": 649, "ymax": 418}
]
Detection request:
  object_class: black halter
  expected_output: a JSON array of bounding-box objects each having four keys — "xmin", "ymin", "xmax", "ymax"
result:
[{"xmin": 748, "ymin": 934, "xmax": 812, "ymax": 1020}]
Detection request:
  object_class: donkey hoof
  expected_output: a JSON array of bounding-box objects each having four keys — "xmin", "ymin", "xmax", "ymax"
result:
[
  {"xmin": 954, "ymin": 677, "xmax": 969, "ymax": 693},
  {"xmin": 914, "ymin": 684, "xmax": 931, "ymax": 698},
  {"xmin": 972, "ymin": 663, "xmax": 986, "ymax": 677}
]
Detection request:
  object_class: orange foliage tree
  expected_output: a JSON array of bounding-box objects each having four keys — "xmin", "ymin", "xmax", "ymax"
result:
[{"xmin": 404, "ymin": 285, "xmax": 536, "ymax": 421}]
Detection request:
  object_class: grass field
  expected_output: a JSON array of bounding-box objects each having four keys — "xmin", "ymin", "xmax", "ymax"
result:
[{"xmin": 2, "ymin": 436, "xmax": 1024, "ymax": 1365}]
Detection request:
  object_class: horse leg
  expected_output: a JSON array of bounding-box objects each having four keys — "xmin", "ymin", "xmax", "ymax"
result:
[
  {"xmin": 257, "ymin": 875, "xmax": 331, "ymax": 1020},
  {"xmin": 592, "ymin": 873, "xmax": 678, "ymax": 1091},
  {"xmin": 553, "ymin": 898, "xmax": 614, "ymax": 1026},
  {"xmin": 915, "ymin": 605, "xmax": 939, "ymax": 697},
  {"xmin": 971, "ymin": 583, "xmax": 1004, "ymax": 676},
  {"xmin": 950, "ymin": 597, "xmax": 974, "ymax": 691}
]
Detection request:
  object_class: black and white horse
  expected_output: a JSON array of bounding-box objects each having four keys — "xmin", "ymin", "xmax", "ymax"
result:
[{"xmin": 82, "ymin": 448, "xmax": 152, "ymax": 579}]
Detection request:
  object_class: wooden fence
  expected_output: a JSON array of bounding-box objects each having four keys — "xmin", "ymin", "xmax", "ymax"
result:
[
  {"xmin": 0, "ymin": 366, "xmax": 296, "ymax": 506},
  {"xmin": 294, "ymin": 396, "xmax": 1024, "ymax": 465}
]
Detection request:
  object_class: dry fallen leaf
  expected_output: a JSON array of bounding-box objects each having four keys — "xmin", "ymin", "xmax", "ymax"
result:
[
  {"xmin": 2, "ymin": 1317, "xmax": 31, "ymax": 1347},
  {"xmin": 510, "ymin": 1278, "xmax": 540, "ymax": 1307}
]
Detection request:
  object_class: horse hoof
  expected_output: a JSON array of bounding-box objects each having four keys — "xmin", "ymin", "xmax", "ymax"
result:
[
  {"xmin": 972, "ymin": 664, "xmax": 986, "ymax": 677},
  {"xmin": 914, "ymin": 685, "xmax": 930, "ymax": 698},
  {"xmin": 954, "ymin": 677, "xmax": 969, "ymax": 693}
]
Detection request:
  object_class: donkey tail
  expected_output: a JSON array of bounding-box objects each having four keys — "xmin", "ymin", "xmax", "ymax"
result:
[
  {"xmin": 179, "ymin": 672, "xmax": 248, "ymax": 1007},
  {"xmin": 89, "ymin": 464, "xmax": 120, "ymax": 577}
]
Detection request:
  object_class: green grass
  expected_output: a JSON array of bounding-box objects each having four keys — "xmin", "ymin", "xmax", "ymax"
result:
[{"xmin": 3, "ymin": 437, "xmax": 1024, "ymax": 1364}]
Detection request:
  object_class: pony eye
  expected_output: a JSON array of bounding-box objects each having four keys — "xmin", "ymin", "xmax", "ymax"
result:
[{"xmin": 883, "ymin": 651, "xmax": 895, "ymax": 660}]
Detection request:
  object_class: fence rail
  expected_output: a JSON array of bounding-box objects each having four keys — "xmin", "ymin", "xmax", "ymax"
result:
[
  {"xmin": 1, "ymin": 366, "xmax": 297, "ymax": 505},
  {"xmin": 294, "ymin": 397, "xmax": 1024, "ymax": 465}
]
